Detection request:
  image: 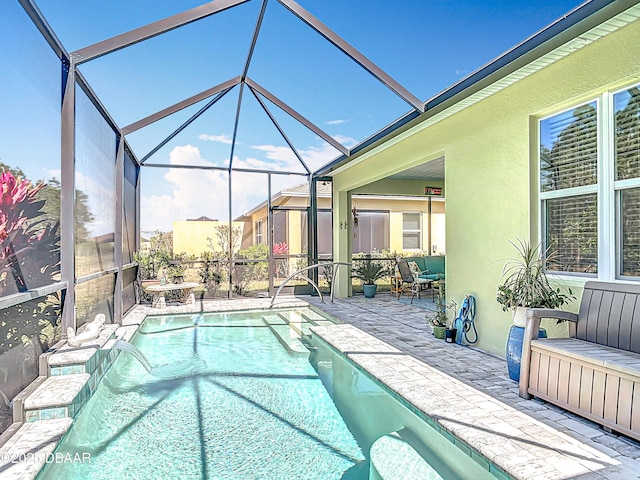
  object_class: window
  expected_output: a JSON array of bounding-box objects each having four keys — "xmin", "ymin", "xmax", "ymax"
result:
[
  {"xmin": 255, "ymin": 220, "xmax": 264, "ymax": 244},
  {"xmin": 352, "ymin": 211, "xmax": 389, "ymax": 254},
  {"xmin": 402, "ymin": 212, "xmax": 421, "ymax": 250},
  {"xmin": 616, "ymin": 85, "xmax": 640, "ymax": 277},
  {"xmin": 539, "ymin": 83, "xmax": 640, "ymax": 279}
]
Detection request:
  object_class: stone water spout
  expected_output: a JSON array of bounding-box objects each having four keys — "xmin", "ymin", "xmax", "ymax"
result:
[{"xmin": 112, "ymin": 340, "xmax": 152, "ymax": 373}]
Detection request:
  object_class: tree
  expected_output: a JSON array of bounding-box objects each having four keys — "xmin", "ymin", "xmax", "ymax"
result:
[{"xmin": 208, "ymin": 225, "xmax": 242, "ymax": 255}]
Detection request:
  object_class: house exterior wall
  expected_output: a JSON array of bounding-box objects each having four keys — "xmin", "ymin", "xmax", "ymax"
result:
[
  {"xmin": 331, "ymin": 19, "xmax": 640, "ymax": 355},
  {"xmin": 173, "ymin": 221, "xmax": 245, "ymax": 256},
  {"xmin": 241, "ymin": 193, "xmax": 444, "ymax": 255}
]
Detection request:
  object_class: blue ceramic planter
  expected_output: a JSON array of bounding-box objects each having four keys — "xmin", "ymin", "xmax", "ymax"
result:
[
  {"xmin": 363, "ymin": 284, "xmax": 378, "ymax": 298},
  {"xmin": 506, "ymin": 325, "xmax": 547, "ymax": 382}
]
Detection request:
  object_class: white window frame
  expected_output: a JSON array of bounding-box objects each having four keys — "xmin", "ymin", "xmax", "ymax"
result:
[
  {"xmin": 255, "ymin": 219, "xmax": 263, "ymax": 245},
  {"xmin": 402, "ymin": 211, "xmax": 422, "ymax": 251},
  {"xmin": 538, "ymin": 81, "xmax": 640, "ymax": 282}
]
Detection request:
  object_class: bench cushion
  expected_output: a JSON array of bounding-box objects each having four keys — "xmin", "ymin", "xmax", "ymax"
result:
[{"xmin": 406, "ymin": 256, "xmax": 445, "ymax": 280}]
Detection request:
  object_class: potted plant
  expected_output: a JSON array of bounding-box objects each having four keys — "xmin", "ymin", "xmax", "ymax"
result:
[
  {"xmin": 496, "ymin": 239, "xmax": 575, "ymax": 381},
  {"xmin": 496, "ymin": 239, "xmax": 574, "ymax": 326},
  {"xmin": 426, "ymin": 280, "xmax": 456, "ymax": 340},
  {"xmin": 352, "ymin": 255, "xmax": 389, "ymax": 298},
  {"xmin": 165, "ymin": 263, "xmax": 186, "ymax": 284}
]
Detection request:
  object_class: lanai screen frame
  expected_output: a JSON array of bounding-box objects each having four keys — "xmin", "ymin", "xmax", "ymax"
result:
[
  {"xmin": 16, "ymin": 0, "xmax": 426, "ymax": 337},
  {"xmin": 11, "ymin": 0, "xmax": 630, "ymax": 338}
]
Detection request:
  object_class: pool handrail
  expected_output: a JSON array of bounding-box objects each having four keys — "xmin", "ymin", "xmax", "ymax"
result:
[{"xmin": 269, "ymin": 262, "xmax": 351, "ymax": 308}]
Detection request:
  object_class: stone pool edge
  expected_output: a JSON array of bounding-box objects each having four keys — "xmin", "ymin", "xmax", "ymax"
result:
[{"xmin": 310, "ymin": 323, "xmax": 624, "ymax": 480}]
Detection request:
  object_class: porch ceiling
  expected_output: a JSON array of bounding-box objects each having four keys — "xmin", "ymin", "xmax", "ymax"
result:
[{"xmin": 388, "ymin": 157, "xmax": 445, "ymax": 182}]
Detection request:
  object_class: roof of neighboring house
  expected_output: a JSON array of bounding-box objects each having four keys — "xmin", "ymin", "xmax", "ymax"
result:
[
  {"xmin": 236, "ymin": 182, "xmax": 444, "ymax": 220},
  {"xmin": 186, "ymin": 216, "xmax": 218, "ymax": 222},
  {"xmin": 280, "ymin": 182, "xmax": 332, "ymax": 198}
]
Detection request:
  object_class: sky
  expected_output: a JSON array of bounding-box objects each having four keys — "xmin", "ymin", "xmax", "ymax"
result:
[{"xmin": 1, "ymin": 0, "xmax": 584, "ymax": 233}]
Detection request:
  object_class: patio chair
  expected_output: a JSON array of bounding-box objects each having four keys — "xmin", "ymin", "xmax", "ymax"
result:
[{"xmin": 396, "ymin": 260, "xmax": 431, "ymax": 304}]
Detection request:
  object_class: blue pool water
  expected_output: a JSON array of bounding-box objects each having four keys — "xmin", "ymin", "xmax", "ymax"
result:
[{"xmin": 37, "ymin": 308, "xmax": 496, "ymax": 479}]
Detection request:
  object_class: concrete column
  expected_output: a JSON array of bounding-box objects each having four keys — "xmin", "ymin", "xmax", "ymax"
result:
[{"xmin": 332, "ymin": 188, "xmax": 352, "ymax": 297}]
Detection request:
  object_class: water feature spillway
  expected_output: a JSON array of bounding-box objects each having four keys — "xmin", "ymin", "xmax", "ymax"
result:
[{"xmin": 112, "ymin": 339, "xmax": 152, "ymax": 373}]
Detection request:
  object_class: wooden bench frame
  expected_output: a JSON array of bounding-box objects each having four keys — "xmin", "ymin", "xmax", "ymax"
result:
[{"xmin": 519, "ymin": 281, "xmax": 640, "ymax": 441}]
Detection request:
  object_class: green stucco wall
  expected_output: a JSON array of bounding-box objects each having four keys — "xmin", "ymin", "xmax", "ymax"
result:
[{"xmin": 331, "ymin": 18, "xmax": 640, "ymax": 356}]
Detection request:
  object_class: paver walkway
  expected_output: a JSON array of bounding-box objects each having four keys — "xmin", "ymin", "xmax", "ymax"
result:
[{"xmin": 304, "ymin": 293, "xmax": 640, "ymax": 479}]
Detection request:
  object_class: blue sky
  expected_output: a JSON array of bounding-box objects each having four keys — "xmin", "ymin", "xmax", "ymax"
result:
[{"xmin": 2, "ymin": 0, "xmax": 583, "ymax": 233}]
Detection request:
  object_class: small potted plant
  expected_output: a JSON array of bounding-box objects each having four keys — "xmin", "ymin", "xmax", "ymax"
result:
[
  {"xmin": 352, "ymin": 255, "xmax": 389, "ymax": 298},
  {"xmin": 426, "ymin": 280, "xmax": 455, "ymax": 339},
  {"xmin": 165, "ymin": 263, "xmax": 186, "ymax": 284},
  {"xmin": 496, "ymin": 239, "xmax": 575, "ymax": 380}
]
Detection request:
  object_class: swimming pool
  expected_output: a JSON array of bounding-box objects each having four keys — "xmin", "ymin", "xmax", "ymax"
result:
[{"xmin": 37, "ymin": 308, "xmax": 496, "ymax": 479}]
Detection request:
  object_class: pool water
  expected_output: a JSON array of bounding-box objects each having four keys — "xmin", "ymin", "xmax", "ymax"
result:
[
  {"xmin": 37, "ymin": 308, "xmax": 495, "ymax": 480},
  {"xmin": 38, "ymin": 309, "xmax": 366, "ymax": 479}
]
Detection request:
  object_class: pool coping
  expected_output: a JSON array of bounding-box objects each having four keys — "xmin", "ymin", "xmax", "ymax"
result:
[
  {"xmin": 309, "ymin": 317, "xmax": 637, "ymax": 479},
  {"xmin": 311, "ymin": 327, "xmax": 512, "ymax": 479}
]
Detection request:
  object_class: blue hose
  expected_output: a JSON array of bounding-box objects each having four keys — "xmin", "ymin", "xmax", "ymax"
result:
[{"xmin": 454, "ymin": 295, "xmax": 478, "ymax": 345}]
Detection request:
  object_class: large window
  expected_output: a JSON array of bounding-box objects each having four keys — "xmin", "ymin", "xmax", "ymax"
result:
[
  {"xmin": 353, "ymin": 211, "xmax": 390, "ymax": 254},
  {"xmin": 402, "ymin": 212, "xmax": 421, "ymax": 251},
  {"xmin": 539, "ymin": 83, "xmax": 640, "ymax": 279}
]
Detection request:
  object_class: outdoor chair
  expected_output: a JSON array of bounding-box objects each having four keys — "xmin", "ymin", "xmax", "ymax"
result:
[{"xmin": 396, "ymin": 260, "xmax": 431, "ymax": 304}]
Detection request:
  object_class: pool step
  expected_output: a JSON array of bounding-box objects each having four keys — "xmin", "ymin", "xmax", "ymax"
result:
[
  {"xmin": 45, "ymin": 324, "xmax": 119, "ymax": 376},
  {"xmin": 276, "ymin": 311, "xmax": 313, "ymax": 336},
  {"xmin": 18, "ymin": 374, "xmax": 91, "ymax": 423},
  {"xmin": 370, "ymin": 430, "xmax": 445, "ymax": 480},
  {"xmin": 295, "ymin": 309, "xmax": 331, "ymax": 323},
  {"xmin": 291, "ymin": 309, "xmax": 337, "ymax": 330},
  {"xmin": 0, "ymin": 418, "xmax": 73, "ymax": 480},
  {"xmin": 262, "ymin": 315, "xmax": 309, "ymax": 355}
]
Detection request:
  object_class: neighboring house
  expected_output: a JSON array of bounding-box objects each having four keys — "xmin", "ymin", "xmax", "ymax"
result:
[
  {"xmin": 324, "ymin": 4, "xmax": 640, "ymax": 356},
  {"xmin": 235, "ymin": 182, "xmax": 445, "ymax": 257},
  {"xmin": 173, "ymin": 217, "xmax": 245, "ymax": 257}
]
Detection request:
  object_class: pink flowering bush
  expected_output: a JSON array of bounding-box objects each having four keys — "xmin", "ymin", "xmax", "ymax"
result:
[
  {"xmin": 0, "ymin": 170, "xmax": 60, "ymax": 296},
  {"xmin": 272, "ymin": 242, "xmax": 288, "ymax": 255}
]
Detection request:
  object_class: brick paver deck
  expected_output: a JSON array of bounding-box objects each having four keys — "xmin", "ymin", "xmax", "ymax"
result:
[{"xmin": 305, "ymin": 293, "xmax": 640, "ymax": 479}]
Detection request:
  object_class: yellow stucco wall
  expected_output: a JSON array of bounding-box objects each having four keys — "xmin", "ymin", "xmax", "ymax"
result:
[
  {"xmin": 173, "ymin": 221, "xmax": 245, "ymax": 256},
  {"xmin": 332, "ymin": 19, "xmax": 640, "ymax": 355},
  {"xmin": 241, "ymin": 193, "xmax": 445, "ymax": 254}
]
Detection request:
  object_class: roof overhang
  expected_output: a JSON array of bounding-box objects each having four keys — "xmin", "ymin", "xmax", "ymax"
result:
[{"xmin": 314, "ymin": 0, "xmax": 640, "ymax": 178}]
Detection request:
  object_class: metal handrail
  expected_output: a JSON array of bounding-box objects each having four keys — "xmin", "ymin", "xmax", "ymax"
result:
[{"xmin": 269, "ymin": 262, "xmax": 351, "ymax": 308}]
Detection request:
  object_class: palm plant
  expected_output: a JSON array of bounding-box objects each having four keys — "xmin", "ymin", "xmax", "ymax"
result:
[
  {"xmin": 496, "ymin": 239, "xmax": 574, "ymax": 311},
  {"xmin": 352, "ymin": 255, "xmax": 389, "ymax": 285}
]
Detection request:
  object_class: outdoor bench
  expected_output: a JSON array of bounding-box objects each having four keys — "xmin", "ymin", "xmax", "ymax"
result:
[
  {"xmin": 519, "ymin": 281, "xmax": 640, "ymax": 441},
  {"xmin": 405, "ymin": 255, "xmax": 445, "ymax": 282}
]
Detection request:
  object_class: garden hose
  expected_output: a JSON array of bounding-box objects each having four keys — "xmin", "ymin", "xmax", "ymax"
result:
[{"xmin": 455, "ymin": 295, "xmax": 478, "ymax": 345}]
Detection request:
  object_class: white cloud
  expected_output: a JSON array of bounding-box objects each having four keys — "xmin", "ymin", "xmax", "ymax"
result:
[
  {"xmin": 139, "ymin": 135, "xmax": 359, "ymax": 232},
  {"xmin": 295, "ymin": 144, "xmax": 338, "ymax": 172},
  {"xmin": 140, "ymin": 145, "xmax": 269, "ymax": 232},
  {"xmin": 326, "ymin": 119, "xmax": 348, "ymax": 125},
  {"xmin": 455, "ymin": 69, "xmax": 470, "ymax": 76},
  {"xmin": 198, "ymin": 133, "xmax": 233, "ymax": 144},
  {"xmin": 249, "ymin": 145, "xmax": 300, "ymax": 170}
]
